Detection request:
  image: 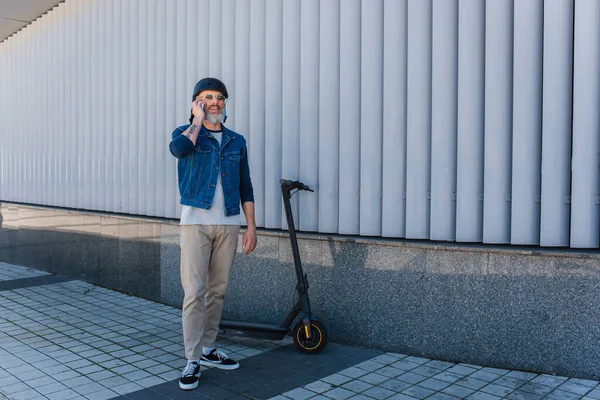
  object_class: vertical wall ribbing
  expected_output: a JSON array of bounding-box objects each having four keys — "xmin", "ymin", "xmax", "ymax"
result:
[
  {"xmin": 511, "ymin": 0, "xmax": 543, "ymax": 245},
  {"xmin": 483, "ymin": 0, "xmax": 513, "ymax": 244},
  {"xmin": 318, "ymin": 0, "xmax": 340, "ymax": 234},
  {"xmin": 264, "ymin": 0, "xmax": 283, "ymax": 229},
  {"xmin": 540, "ymin": 0, "xmax": 573, "ymax": 247},
  {"xmin": 281, "ymin": 0, "xmax": 301, "ymax": 230},
  {"xmin": 381, "ymin": 0, "xmax": 408, "ymax": 238},
  {"xmin": 338, "ymin": 0, "xmax": 361, "ymax": 235},
  {"xmin": 430, "ymin": 0, "xmax": 458, "ymax": 241},
  {"xmin": 0, "ymin": 0, "xmax": 598, "ymax": 249},
  {"xmin": 456, "ymin": 0, "xmax": 485, "ymax": 243},
  {"xmin": 571, "ymin": 0, "xmax": 600, "ymax": 248},
  {"xmin": 298, "ymin": 0, "xmax": 320, "ymax": 232},
  {"xmin": 359, "ymin": 0, "xmax": 384, "ymax": 236},
  {"xmin": 406, "ymin": 0, "xmax": 432, "ymax": 239}
]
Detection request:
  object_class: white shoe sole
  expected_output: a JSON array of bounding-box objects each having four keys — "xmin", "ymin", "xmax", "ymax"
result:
[
  {"xmin": 179, "ymin": 379, "xmax": 199, "ymax": 390},
  {"xmin": 199, "ymin": 359, "xmax": 239, "ymax": 370}
]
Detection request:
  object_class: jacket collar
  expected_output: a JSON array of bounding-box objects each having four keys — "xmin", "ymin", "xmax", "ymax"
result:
[{"xmin": 196, "ymin": 124, "xmax": 235, "ymax": 148}]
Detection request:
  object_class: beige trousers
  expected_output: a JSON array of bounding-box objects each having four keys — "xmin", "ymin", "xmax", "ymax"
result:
[{"xmin": 180, "ymin": 224, "xmax": 240, "ymax": 360}]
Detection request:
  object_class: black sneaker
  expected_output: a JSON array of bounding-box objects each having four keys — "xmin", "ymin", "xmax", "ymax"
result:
[
  {"xmin": 200, "ymin": 349, "xmax": 239, "ymax": 370},
  {"xmin": 179, "ymin": 361, "xmax": 200, "ymax": 390}
]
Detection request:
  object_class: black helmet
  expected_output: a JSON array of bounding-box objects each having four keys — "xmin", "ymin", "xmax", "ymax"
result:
[{"xmin": 192, "ymin": 77, "xmax": 228, "ymax": 100}]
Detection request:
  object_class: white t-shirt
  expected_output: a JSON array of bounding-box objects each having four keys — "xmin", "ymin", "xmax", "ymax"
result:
[{"xmin": 180, "ymin": 130, "xmax": 242, "ymax": 226}]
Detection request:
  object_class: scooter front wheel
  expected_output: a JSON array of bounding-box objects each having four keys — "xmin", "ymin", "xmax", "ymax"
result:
[{"xmin": 293, "ymin": 320, "xmax": 328, "ymax": 354}]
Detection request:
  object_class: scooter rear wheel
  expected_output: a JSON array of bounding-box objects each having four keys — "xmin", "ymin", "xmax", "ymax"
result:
[{"xmin": 293, "ymin": 320, "xmax": 328, "ymax": 354}]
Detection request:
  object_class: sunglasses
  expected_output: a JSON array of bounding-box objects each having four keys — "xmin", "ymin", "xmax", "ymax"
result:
[{"xmin": 198, "ymin": 94, "xmax": 226, "ymax": 102}]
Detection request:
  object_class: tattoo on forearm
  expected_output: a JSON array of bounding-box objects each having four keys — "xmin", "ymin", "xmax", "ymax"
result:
[{"xmin": 185, "ymin": 125, "xmax": 197, "ymax": 139}]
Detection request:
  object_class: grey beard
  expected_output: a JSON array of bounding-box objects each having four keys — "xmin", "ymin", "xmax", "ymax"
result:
[{"xmin": 205, "ymin": 111, "xmax": 224, "ymax": 124}]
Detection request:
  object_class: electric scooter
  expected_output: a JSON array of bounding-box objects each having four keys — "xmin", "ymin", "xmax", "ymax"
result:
[{"xmin": 219, "ymin": 179, "xmax": 328, "ymax": 354}]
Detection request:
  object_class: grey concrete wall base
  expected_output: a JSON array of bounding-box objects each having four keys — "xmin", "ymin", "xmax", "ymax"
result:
[{"xmin": 1, "ymin": 202, "xmax": 599, "ymax": 379}]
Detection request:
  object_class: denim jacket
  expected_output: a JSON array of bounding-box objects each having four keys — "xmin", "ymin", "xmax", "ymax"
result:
[{"xmin": 169, "ymin": 124, "xmax": 254, "ymax": 216}]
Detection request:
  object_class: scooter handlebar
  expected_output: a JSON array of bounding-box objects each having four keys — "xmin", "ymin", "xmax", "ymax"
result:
[{"xmin": 279, "ymin": 179, "xmax": 314, "ymax": 192}]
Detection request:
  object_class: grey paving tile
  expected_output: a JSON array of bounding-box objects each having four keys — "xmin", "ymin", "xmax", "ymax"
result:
[
  {"xmin": 111, "ymin": 381, "xmax": 145, "ymax": 395},
  {"xmin": 558, "ymin": 380, "xmax": 597, "ymax": 396},
  {"xmin": 322, "ymin": 374, "xmax": 354, "ymax": 386},
  {"xmin": 65, "ymin": 358, "xmax": 94, "ymax": 370},
  {"xmin": 569, "ymin": 378, "xmax": 599, "ymax": 388},
  {"xmin": 158, "ymin": 369, "xmax": 181, "ymax": 381},
  {"xmin": 456, "ymin": 376, "xmax": 489, "ymax": 390},
  {"xmin": 135, "ymin": 375, "xmax": 167, "ymax": 388},
  {"xmin": 466, "ymin": 392, "xmax": 502, "ymax": 400},
  {"xmin": 62, "ymin": 375, "xmax": 95, "ymax": 389},
  {"xmin": 51, "ymin": 369, "xmax": 81, "ymax": 381},
  {"xmin": 425, "ymin": 360, "xmax": 455, "ymax": 371},
  {"xmin": 324, "ymin": 387, "xmax": 363, "ymax": 400},
  {"xmin": 144, "ymin": 364, "xmax": 173, "ymax": 375},
  {"xmin": 55, "ymin": 354, "xmax": 82, "ymax": 364},
  {"xmin": 110, "ymin": 365, "xmax": 139, "ymax": 375},
  {"xmin": 85, "ymin": 369, "xmax": 117, "ymax": 382},
  {"xmin": 442, "ymin": 384, "xmax": 476, "ymax": 398},
  {"xmin": 284, "ymin": 387, "xmax": 316, "ymax": 400},
  {"xmin": 4, "ymin": 388, "xmax": 42, "ymax": 400},
  {"xmin": 83, "ymin": 388, "xmax": 120, "ymax": 400},
  {"xmin": 389, "ymin": 360, "xmax": 420, "ymax": 372},
  {"xmin": 97, "ymin": 375, "xmax": 135, "ymax": 388},
  {"xmin": 22, "ymin": 374, "xmax": 57, "ymax": 388},
  {"xmin": 418, "ymin": 377, "xmax": 450, "ymax": 391},
  {"xmin": 339, "ymin": 367, "xmax": 369, "ymax": 379},
  {"xmin": 401, "ymin": 385, "xmax": 435, "ymax": 399},
  {"xmin": 72, "ymin": 382, "xmax": 107, "ymax": 395},
  {"xmin": 396, "ymin": 371, "xmax": 426, "ymax": 385},
  {"xmin": 77, "ymin": 364, "xmax": 105, "ymax": 375},
  {"xmin": 470, "ymin": 370, "xmax": 502, "ymax": 383},
  {"xmin": 446, "ymin": 365, "xmax": 478, "ymax": 377},
  {"xmin": 110, "ymin": 349, "xmax": 135, "ymax": 358},
  {"xmin": 355, "ymin": 360, "xmax": 385, "ymax": 372},
  {"xmin": 378, "ymin": 378, "xmax": 412, "ymax": 392},
  {"xmin": 504, "ymin": 371, "xmax": 537, "ymax": 382},
  {"xmin": 79, "ymin": 349, "xmax": 104, "ymax": 358},
  {"xmin": 530, "ymin": 374, "xmax": 568, "ymax": 389},
  {"xmin": 0, "ymin": 375, "xmax": 21, "ymax": 388},
  {"xmin": 402, "ymin": 356, "xmax": 429, "ymax": 365},
  {"xmin": 411, "ymin": 365, "xmax": 442, "ymax": 378},
  {"xmin": 504, "ymin": 390, "xmax": 544, "ymax": 400},
  {"xmin": 99, "ymin": 359, "xmax": 128, "ymax": 369},
  {"xmin": 433, "ymin": 371, "xmax": 464, "ymax": 384},
  {"xmin": 88, "ymin": 354, "xmax": 114, "ymax": 363},
  {"xmin": 428, "ymin": 394, "xmax": 460, "ymax": 400},
  {"xmin": 480, "ymin": 383, "xmax": 513, "ymax": 397},
  {"xmin": 2, "ymin": 382, "xmax": 32, "ymax": 396},
  {"xmin": 119, "ymin": 354, "xmax": 145, "ymax": 364},
  {"xmin": 132, "ymin": 359, "xmax": 161, "ymax": 369},
  {"xmin": 340, "ymin": 379, "xmax": 374, "ymax": 393},
  {"xmin": 371, "ymin": 355, "xmax": 401, "ymax": 365},
  {"xmin": 518, "ymin": 382, "xmax": 555, "ymax": 396},
  {"xmin": 305, "ymin": 381, "xmax": 334, "ymax": 394},
  {"xmin": 492, "ymin": 375, "xmax": 529, "ymax": 389},
  {"xmin": 587, "ymin": 388, "xmax": 600, "ymax": 399}
]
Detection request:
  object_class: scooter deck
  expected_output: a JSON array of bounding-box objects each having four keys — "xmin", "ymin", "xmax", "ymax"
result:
[{"xmin": 220, "ymin": 320, "xmax": 289, "ymax": 340}]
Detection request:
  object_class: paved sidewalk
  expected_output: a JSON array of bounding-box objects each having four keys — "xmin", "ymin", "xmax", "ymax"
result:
[{"xmin": 0, "ymin": 262, "xmax": 598, "ymax": 400}]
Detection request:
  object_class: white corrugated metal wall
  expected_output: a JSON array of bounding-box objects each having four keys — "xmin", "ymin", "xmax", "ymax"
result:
[{"xmin": 0, "ymin": 0, "xmax": 599, "ymax": 248}]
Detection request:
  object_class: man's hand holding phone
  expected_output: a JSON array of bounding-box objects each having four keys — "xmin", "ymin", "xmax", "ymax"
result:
[{"xmin": 191, "ymin": 99, "xmax": 205, "ymax": 125}]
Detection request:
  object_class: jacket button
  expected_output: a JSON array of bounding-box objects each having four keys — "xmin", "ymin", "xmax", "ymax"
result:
[
  {"xmin": 222, "ymin": 173, "xmax": 226, "ymax": 176},
  {"xmin": 225, "ymin": 192, "xmax": 229, "ymax": 195},
  {"xmin": 221, "ymin": 156, "xmax": 224, "ymax": 160}
]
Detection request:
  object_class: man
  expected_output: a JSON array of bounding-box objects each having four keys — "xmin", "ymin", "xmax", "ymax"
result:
[{"xmin": 169, "ymin": 77, "xmax": 257, "ymax": 391}]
